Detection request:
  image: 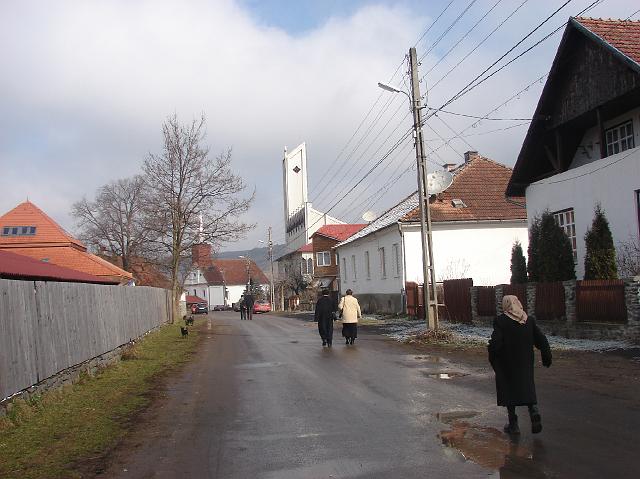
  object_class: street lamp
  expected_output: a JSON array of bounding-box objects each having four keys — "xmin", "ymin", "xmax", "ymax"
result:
[{"xmin": 377, "ymin": 49, "xmax": 439, "ymax": 330}]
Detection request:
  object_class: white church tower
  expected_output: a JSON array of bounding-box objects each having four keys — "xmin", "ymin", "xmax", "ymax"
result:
[{"xmin": 282, "ymin": 143, "xmax": 343, "ymax": 253}]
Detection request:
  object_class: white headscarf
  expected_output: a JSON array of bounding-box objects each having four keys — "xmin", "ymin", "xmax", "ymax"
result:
[{"xmin": 502, "ymin": 295, "xmax": 527, "ymax": 324}]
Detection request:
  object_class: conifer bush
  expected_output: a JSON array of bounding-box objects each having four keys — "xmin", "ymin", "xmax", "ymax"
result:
[
  {"xmin": 528, "ymin": 211, "xmax": 575, "ymax": 282},
  {"xmin": 584, "ymin": 204, "xmax": 618, "ymax": 280},
  {"xmin": 510, "ymin": 240, "xmax": 527, "ymax": 284}
]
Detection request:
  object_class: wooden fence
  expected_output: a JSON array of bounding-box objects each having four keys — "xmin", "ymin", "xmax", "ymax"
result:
[
  {"xmin": 476, "ymin": 286, "xmax": 496, "ymax": 316},
  {"xmin": 535, "ymin": 282, "xmax": 565, "ymax": 321},
  {"xmin": 0, "ymin": 279, "xmax": 172, "ymax": 400},
  {"xmin": 576, "ymin": 280, "xmax": 627, "ymax": 323},
  {"xmin": 443, "ymin": 278, "xmax": 473, "ymax": 323}
]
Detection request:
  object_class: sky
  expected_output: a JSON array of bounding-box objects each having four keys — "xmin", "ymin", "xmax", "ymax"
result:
[{"xmin": 1, "ymin": 0, "xmax": 638, "ymax": 254}]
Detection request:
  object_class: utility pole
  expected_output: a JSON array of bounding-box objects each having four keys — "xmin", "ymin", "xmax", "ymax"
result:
[
  {"xmin": 268, "ymin": 226, "xmax": 275, "ymax": 309},
  {"xmin": 409, "ymin": 47, "xmax": 439, "ymax": 330}
]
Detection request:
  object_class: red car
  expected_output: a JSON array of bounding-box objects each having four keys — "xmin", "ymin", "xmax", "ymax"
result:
[{"xmin": 253, "ymin": 300, "xmax": 271, "ymax": 314}]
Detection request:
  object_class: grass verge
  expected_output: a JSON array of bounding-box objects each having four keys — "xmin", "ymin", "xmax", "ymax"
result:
[{"xmin": 0, "ymin": 321, "xmax": 199, "ymax": 479}]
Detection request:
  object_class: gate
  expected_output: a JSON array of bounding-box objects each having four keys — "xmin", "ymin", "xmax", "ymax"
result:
[
  {"xmin": 576, "ymin": 280, "xmax": 627, "ymax": 323},
  {"xmin": 535, "ymin": 282, "xmax": 565, "ymax": 321},
  {"xmin": 443, "ymin": 278, "xmax": 473, "ymax": 323},
  {"xmin": 476, "ymin": 286, "xmax": 496, "ymax": 317}
]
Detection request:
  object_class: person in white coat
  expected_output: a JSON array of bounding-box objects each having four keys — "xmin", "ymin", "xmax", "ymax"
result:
[{"xmin": 338, "ymin": 289, "xmax": 361, "ymax": 345}]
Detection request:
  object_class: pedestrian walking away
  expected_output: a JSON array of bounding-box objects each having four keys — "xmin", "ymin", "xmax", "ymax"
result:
[
  {"xmin": 338, "ymin": 289, "xmax": 361, "ymax": 345},
  {"xmin": 315, "ymin": 289, "xmax": 337, "ymax": 347},
  {"xmin": 488, "ymin": 295, "xmax": 552, "ymax": 435},
  {"xmin": 240, "ymin": 296, "xmax": 247, "ymax": 320},
  {"xmin": 245, "ymin": 292, "xmax": 255, "ymax": 320}
]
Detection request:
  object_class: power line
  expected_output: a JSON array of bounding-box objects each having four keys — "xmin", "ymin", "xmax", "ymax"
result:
[
  {"xmin": 422, "ymin": 0, "xmax": 503, "ymax": 75},
  {"xmin": 428, "ymin": 0, "xmax": 530, "ymax": 89},
  {"xmin": 431, "ymin": 108, "xmax": 535, "ymax": 121}
]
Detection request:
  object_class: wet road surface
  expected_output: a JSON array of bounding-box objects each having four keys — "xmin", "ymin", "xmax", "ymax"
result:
[{"xmin": 101, "ymin": 312, "xmax": 640, "ymax": 478}]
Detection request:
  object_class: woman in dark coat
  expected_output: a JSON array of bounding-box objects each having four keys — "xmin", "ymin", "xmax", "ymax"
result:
[
  {"xmin": 315, "ymin": 289, "xmax": 336, "ymax": 347},
  {"xmin": 489, "ymin": 295, "xmax": 552, "ymax": 435}
]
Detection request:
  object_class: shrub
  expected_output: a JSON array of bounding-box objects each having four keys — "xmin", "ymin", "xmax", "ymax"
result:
[
  {"xmin": 510, "ymin": 240, "xmax": 527, "ymax": 284},
  {"xmin": 529, "ymin": 211, "xmax": 575, "ymax": 282},
  {"xmin": 584, "ymin": 204, "xmax": 617, "ymax": 280}
]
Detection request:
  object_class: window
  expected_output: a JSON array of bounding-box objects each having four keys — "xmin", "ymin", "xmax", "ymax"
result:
[
  {"xmin": 317, "ymin": 251, "xmax": 331, "ymax": 266},
  {"xmin": 342, "ymin": 257, "xmax": 348, "ymax": 281},
  {"xmin": 301, "ymin": 259, "xmax": 307, "ymax": 274},
  {"xmin": 553, "ymin": 208, "xmax": 577, "ymax": 262},
  {"xmin": 307, "ymin": 258, "xmax": 313, "ymax": 275},
  {"xmin": 392, "ymin": 244, "xmax": 401, "ymax": 277},
  {"xmin": 379, "ymin": 247, "xmax": 386, "ymax": 278},
  {"xmin": 1, "ymin": 225, "xmax": 36, "ymax": 236},
  {"xmin": 351, "ymin": 255, "xmax": 357, "ymax": 281},
  {"xmin": 365, "ymin": 251, "xmax": 371, "ymax": 279},
  {"xmin": 605, "ymin": 120, "xmax": 634, "ymax": 156}
]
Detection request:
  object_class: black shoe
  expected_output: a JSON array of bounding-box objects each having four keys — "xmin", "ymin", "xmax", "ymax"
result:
[
  {"xmin": 322, "ymin": 340, "xmax": 326, "ymax": 346},
  {"xmin": 346, "ymin": 338, "xmax": 350, "ymax": 345},
  {"xmin": 327, "ymin": 342, "xmax": 332, "ymax": 347},
  {"xmin": 503, "ymin": 415, "xmax": 520, "ymax": 435},
  {"xmin": 530, "ymin": 408, "xmax": 542, "ymax": 434}
]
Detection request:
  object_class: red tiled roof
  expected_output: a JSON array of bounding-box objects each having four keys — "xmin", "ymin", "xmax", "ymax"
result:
[
  {"xmin": 185, "ymin": 295, "xmax": 206, "ymax": 304},
  {"xmin": 402, "ymin": 157, "xmax": 526, "ymax": 223},
  {"xmin": 0, "ymin": 250, "xmax": 118, "ymax": 284},
  {"xmin": 207, "ymin": 259, "xmax": 269, "ymax": 286},
  {"xmin": 312, "ymin": 224, "xmax": 367, "ymax": 241},
  {"xmin": 0, "ymin": 201, "xmax": 132, "ymax": 283},
  {"xmin": 575, "ymin": 17, "xmax": 640, "ymax": 65},
  {"xmin": 102, "ymin": 255, "xmax": 171, "ymax": 289},
  {"xmin": 297, "ymin": 243, "xmax": 314, "ymax": 253}
]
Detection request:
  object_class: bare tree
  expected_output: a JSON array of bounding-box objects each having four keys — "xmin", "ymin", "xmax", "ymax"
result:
[
  {"xmin": 142, "ymin": 114, "xmax": 253, "ymax": 321},
  {"xmin": 617, "ymin": 237, "xmax": 640, "ymax": 277},
  {"xmin": 71, "ymin": 175, "xmax": 146, "ymax": 272}
]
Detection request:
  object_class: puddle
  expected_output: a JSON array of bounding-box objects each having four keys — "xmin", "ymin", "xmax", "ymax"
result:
[
  {"xmin": 438, "ymin": 417, "xmax": 548, "ymax": 477},
  {"xmin": 423, "ymin": 371, "xmax": 468, "ymax": 379},
  {"xmin": 290, "ymin": 340, "xmax": 299, "ymax": 343}
]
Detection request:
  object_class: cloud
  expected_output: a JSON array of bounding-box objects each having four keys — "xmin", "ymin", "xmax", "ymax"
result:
[{"xmin": 0, "ymin": 0, "xmax": 637, "ymax": 250}]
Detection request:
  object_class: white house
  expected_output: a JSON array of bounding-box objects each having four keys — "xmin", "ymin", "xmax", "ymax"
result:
[
  {"xmin": 184, "ymin": 243, "xmax": 270, "ymax": 308},
  {"xmin": 507, "ymin": 17, "xmax": 640, "ymax": 279},
  {"xmin": 335, "ymin": 153, "xmax": 529, "ymax": 313}
]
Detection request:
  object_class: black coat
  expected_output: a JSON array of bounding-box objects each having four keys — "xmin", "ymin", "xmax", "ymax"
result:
[
  {"xmin": 315, "ymin": 296, "xmax": 335, "ymax": 340},
  {"xmin": 488, "ymin": 314, "xmax": 552, "ymax": 407}
]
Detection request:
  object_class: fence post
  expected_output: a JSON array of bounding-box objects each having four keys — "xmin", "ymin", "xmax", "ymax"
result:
[
  {"xmin": 495, "ymin": 285, "xmax": 504, "ymax": 317},
  {"xmin": 624, "ymin": 277, "xmax": 640, "ymax": 342},
  {"xmin": 526, "ymin": 282, "xmax": 536, "ymax": 318},
  {"xmin": 563, "ymin": 280, "xmax": 576, "ymax": 323},
  {"xmin": 470, "ymin": 286, "xmax": 478, "ymax": 323}
]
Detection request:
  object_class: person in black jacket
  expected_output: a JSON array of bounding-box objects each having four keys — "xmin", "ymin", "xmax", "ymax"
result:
[
  {"xmin": 315, "ymin": 289, "xmax": 336, "ymax": 347},
  {"xmin": 244, "ymin": 292, "xmax": 255, "ymax": 320},
  {"xmin": 488, "ymin": 295, "xmax": 552, "ymax": 435}
]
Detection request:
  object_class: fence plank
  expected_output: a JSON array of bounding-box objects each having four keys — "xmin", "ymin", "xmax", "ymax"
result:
[
  {"xmin": 535, "ymin": 282, "xmax": 566, "ymax": 321},
  {"xmin": 443, "ymin": 279, "xmax": 473, "ymax": 323}
]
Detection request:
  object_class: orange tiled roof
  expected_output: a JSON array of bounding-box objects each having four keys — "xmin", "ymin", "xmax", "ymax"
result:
[
  {"xmin": 575, "ymin": 17, "xmax": 640, "ymax": 65},
  {"xmin": 402, "ymin": 157, "xmax": 526, "ymax": 223},
  {"xmin": 207, "ymin": 259, "xmax": 269, "ymax": 286},
  {"xmin": 312, "ymin": 224, "xmax": 367, "ymax": 242},
  {"xmin": 0, "ymin": 201, "xmax": 132, "ymax": 283}
]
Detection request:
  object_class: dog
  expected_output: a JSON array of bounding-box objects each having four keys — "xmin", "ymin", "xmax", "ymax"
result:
[
  {"xmin": 186, "ymin": 315, "xmax": 195, "ymax": 326},
  {"xmin": 180, "ymin": 326, "xmax": 189, "ymax": 338}
]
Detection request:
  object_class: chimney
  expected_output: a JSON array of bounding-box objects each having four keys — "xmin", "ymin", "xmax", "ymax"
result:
[
  {"xmin": 192, "ymin": 243, "xmax": 212, "ymax": 267},
  {"xmin": 464, "ymin": 151, "xmax": 480, "ymax": 163},
  {"xmin": 443, "ymin": 163, "xmax": 456, "ymax": 172}
]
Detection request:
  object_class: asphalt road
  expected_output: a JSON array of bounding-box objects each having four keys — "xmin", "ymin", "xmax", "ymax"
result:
[{"xmin": 101, "ymin": 312, "xmax": 640, "ymax": 479}]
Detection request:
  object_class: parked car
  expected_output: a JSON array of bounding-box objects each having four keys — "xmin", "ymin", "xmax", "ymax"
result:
[
  {"xmin": 253, "ymin": 300, "xmax": 271, "ymax": 314},
  {"xmin": 191, "ymin": 302, "xmax": 208, "ymax": 314},
  {"xmin": 213, "ymin": 304, "xmax": 232, "ymax": 311}
]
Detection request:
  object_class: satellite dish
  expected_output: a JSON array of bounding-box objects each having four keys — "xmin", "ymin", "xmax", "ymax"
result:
[
  {"xmin": 426, "ymin": 170, "xmax": 453, "ymax": 194},
  {"xmin": 362, "ymin": 210, "xmax": 377, "ymax": 223}
]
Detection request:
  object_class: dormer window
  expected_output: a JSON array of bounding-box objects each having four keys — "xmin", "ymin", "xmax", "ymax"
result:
[
  {"xmin": 605, "ymin": 120, "xmax": 634, "ymax": 156},
  {"xmin": 2, "ymin": 225, "xmax": 36, "ymax": 236},
  {"xmin": 451, "ymin": 199, "xmax": 467, "ymax": 208}
]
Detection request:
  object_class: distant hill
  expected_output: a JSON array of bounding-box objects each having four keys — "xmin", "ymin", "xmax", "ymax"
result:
[{"xmin": 214, "ymin": 244, "xmax": 286, "ymax": 273}]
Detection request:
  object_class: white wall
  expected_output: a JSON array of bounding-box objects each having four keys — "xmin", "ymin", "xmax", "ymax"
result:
[
  {"xmin": 526, "ymin": 145, "xmax": 640, "ymax": 279},
  {"xmin": 403, "ymin": 222, "xmax": 529, "ymax": 286},
  {"xmin": 227, "ymin": 285, "xmax": 247, "ymax": 304},
  {"xmin": 208, "ymin": 285, "xmax": 226, "ymax": 306},
  {"xmin": 335, "ymin": 225, "xmax": 404, "ymax": 296}
]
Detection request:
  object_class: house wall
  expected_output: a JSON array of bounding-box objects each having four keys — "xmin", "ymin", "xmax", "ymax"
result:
[
  {"xmin": 208, "ymin": 285, "xmax": 226, "ymax": 306},
  {"xmin": 403, "ymin": 221, "xmax": 529, "ymax": 286},
  {"xmin": 313, "ymin": 235, "xmax": 339, "ymax": 278},
  {"xmin": 335, "ymin": 225, "xmax": 405, "ymax": 314},
  {"xmin": 227, "ymin": 284, "xmax": 247, "ymax": 304},
  {"xmin": 526, "ymin": 145, "xmax": 640, "ymax": 279}
]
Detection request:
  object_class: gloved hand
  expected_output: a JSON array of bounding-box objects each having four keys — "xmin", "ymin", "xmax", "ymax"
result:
[{"xmin": 542, "ymin": 354, "xmax": 552, "ymax": 368}]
